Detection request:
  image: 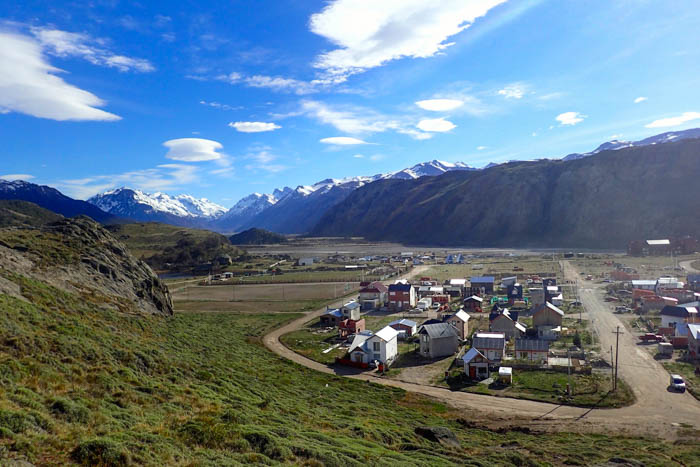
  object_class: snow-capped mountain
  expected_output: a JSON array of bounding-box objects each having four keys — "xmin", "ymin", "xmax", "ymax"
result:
[
  {"xmin": 563, "ymin": 128, "xmax": 700, "ymax": 161},
  {"xmin": 88, "ymin": 188, "xmax": 226, "ymax": 226},
  {"xmin": 386, "ymin": 160, "xmax": 475, "ymax": 179}
]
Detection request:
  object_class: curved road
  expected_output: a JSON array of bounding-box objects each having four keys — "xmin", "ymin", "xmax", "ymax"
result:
[
  {"xmin": 680, "ymin": 259, "xmax": 700, "ymax": 274},
  {"xmin": 263, "ymin": 263, "xmax": 700, "ymax": 439}
]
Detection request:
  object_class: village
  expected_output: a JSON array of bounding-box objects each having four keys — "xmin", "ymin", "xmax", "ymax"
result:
[{"xmin": 273, "ymin": 241, "xmax": 700, "ymax": 407}]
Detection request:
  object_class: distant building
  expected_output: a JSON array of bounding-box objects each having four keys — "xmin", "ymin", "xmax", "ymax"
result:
[
  {"xmin": 418, "ymin": 323, "xmax": 460, "ymax": 359},
  {"xmin": 298, "ymin": 257, "xmax": 314, "ymax": 266},
  {"xmin": 470, "ymin": 276, "xmax": 495, "ymax": 294},
  {"xmin": 359, "ymin": 282, "xmax": 388, "ymax": 310},
  {"xmin": 444, "ymin": 310, "xmax": 470, "ymax": 339},
  {"xmin": 471, "ymin": 332, "xmax": 506, "ymax": 361},
  {"xmin": 339, "ymin": 319, "xmax": 365, "ymax": 339},
  {"xmin": 348, "ymin": 326, "xmax": 399, "ymax": 367},
  {"xmin": 388, "ymin": 282, "xmax": 416, "ymax": 310},
  {"xmin": 514, "ymin": 339, "xmax": 549, "ymax": 362},
  {"xmin": 389, "ymin": 319, "xmax": 418, "ymax": 338}
]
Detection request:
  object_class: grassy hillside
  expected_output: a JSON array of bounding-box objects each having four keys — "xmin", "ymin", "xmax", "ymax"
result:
[
  {"xmin": 0, "ymin": 271, "xmax": 698, "ymax": 463},
  {"xmin": 106, "ymin": 222, "xmax": 244, "ymax": 271},
  {"xmin": 0, "ymin": 200, "xmax": 63, "ymax": 228},
  {"xmin": 312, "ymin": 138, "xmax": 700, "ymax": 248}
]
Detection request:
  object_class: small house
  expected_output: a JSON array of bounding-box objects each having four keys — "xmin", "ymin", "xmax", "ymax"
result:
[
  {"xmin": 532, "ymin": 302, "xmax": 565, "ymax": 340},
  {"xmin": 659, "ymin": 305, "xmax": 698, "ymax": 328},
  {"xmin": 319, "ymin": 308, "xmax": 343, "ymax": 326},
  {"xmin": 389, "ymin": 318, "xmax": 418, "ymax": 337},
  {"xmin": 529, "ymin": 287, "xmax": 545, "ymax": 306},
  {"xmin": 444, "ymin": 309, "xmax": 470, "ymax": 339},
  {"xmin": 359, "ymin": 282, "xmax": 388, "ymax": 310},
  {"xmin": 501, "ymin": 276, "xmax": 517, "ymax": 288},
  {"xmin": 418, "ymin": 323, "xmax": 460, "ymax": 358},
  {"xmin": 388, "ymin": 282, "xmax": 416, "ymax": 311},
  {"xmin": 341, "ymin": 300, "xmax": 362, "ymax": 321},
  {"xmin": 339, "ymin": 319, "xmax": 365, "ymax": 339},
  {"xmin": 490, "ymin": 310, "xmax": 526, "ymax": 340},
  {"xmin": 463, "ymin": 347, "xmax": 489, "ymax": 379},
  {"xmin": 417, "ymin": 297, "xmax": 433, "ymax": 310},
  {"xmin": 514, "ymin": 339, "xmax": 549, "ymax": 362},
  {"xmin": 472, "ymin": 332, "xmax": 506, "ymax": 361},
  {"xmin": 348, "ymin": 326, "xmax": 399, "ymax": 366},
  {"xmin": 463, "ymin": 295, "xmax": 483, "ymax": 311},
  {"xmin": 470, "ymin": 276, "xmax": 495, "ymax": 294}
]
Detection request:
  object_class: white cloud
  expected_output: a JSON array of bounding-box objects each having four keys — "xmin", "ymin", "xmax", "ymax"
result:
[
  {"xmin": 163, "ymin": 138, "xmax": 224, "ymax": 161},
  {"xmin": 609, "ymin": 133, "xmax": 623, "ymax": 140},
  {"xmin": 352, "ymin": 154, "xmax": 364, "ymax": 158},
  {"xmin": 416, "ymin": 117, "xmax": 456, "ymax": 133},
  {"xmin": 221, "ymin": 72, "xmax": 317, "ymax": 95},
  {"xmin": 60, "ymin": 164, "xmax": 200, "ymax": 199},
  {"xmin": 243, "ymin": 149, "xmax": 289, "ymax": 173},
  {"xmin": 320, "ymin": 136, "xmax": 369, "ymax": 145},
  {"xmin": 229, "ymin": 121, "xmax": 281, "ymax": 133},
  {"xmin": 302, "ymin": 100, "xmax": 395, "ymax": 134},
  {"xmin": 497, "ymin": 83, "xmax": 526, "ymax": 99},
  {"xmin": 634, "ymin": 96, "xmax": 647, "ymax": 104},
  {"xmin": 476, "ymin": 146, "xmax": 487, "ymax": 150},
  {"xmin": 0, "ymin": 30, "xmax": 120, "ymax": 121},
  {"xmin": 415, "ymin": 99, "xmax": 463, "ymax": 111},
  {"xmin": 0, "ymin": 173, "xmax": 34, "ymax": 181},
  {"xmin": 309, "ymin": 0, "xmax": 506, "ymax": 80},
  {"xmin": 645, "ymin": 111, "xmax": 700, "ymax": 129},
  {"xmin": 31, "ymin": 27, "xmax": 154, "ymax": 72},
  {"xmin": 555, "ymin": 111, "xmax": 586, "ymax": 126},
  {"xmin": 199, "ymin": 100, "xmax": 242, "ymax": 110}
]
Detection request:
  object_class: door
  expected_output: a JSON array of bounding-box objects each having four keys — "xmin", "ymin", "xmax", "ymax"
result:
[{"xmin": 469, "ymin": 366, "xmax": 476, "ymax": 378}]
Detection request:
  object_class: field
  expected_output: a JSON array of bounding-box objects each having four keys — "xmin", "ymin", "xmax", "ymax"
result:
[
  {"xmin": 173, "ymin": 282, "xmax": 356, "ymax": 302},
  {"xmin": 423, "ymin": 257, "xmax": 563, "ymax": 283},
  {"xmin": 444, "ymin": 369, "xmax": 635, "ymax": 408}
]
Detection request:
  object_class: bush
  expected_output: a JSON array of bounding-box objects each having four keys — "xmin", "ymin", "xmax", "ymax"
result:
[
  {"xmin": 0, "ymin": 409, "xmax": 29, "ymax": 434},
  {"xmin": 71, "ymin": 438, "xmax": 131, "ymax": 466},
  {"xmin": 49, "ymin": 397, "xmax": 90, "ymax": 423}
]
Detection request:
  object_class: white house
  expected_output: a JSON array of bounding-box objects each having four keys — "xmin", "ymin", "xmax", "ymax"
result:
[
  {"xmin": 348, "ymin": 326, "xmax": 399, "ymax": 366},
  {"xmin": 463, "ymin": 347, "xmax": 489, "ymax": 379},
  {"xmin": 688, "ymin": 323, "xmax": 700, "ymax": 359},
  {"xmin": 471, "ymin": 332, "xmax": 506, "ymax": 361}
]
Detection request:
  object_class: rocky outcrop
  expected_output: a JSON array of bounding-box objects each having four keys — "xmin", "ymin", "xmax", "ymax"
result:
[{"xmin": 0, "ymin": 216, "xmax": 172, "ymax": 315}]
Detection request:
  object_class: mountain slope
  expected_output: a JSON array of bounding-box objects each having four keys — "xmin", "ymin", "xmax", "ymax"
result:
[
  {"xmin": 0, "ymin": 200, "xmax": 63, "ymax": 228},
  {"xmin": 229, "ymin": 228, "xmax": 287, "ymax": 245},
  {"xmin": 0, "ymin": 180, "xmax": 115, "ymax": 223},
  {"xmin": 89, "ymin": 188, "xmax": 225, "ymax": 227},
  {"xmin": 312, "ymin": 137, "xmax": 700, "ymax": 248}
]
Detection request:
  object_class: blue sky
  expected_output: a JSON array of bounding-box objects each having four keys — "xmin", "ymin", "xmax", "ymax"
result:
[{"xmin": 1, "ymin": 0, "xmax": 699, "ymax": 206}]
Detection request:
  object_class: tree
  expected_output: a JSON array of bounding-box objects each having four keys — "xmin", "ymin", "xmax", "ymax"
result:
[{"xmin": 573, "ymin": 332, "xmax": 582, "ymax": 348}]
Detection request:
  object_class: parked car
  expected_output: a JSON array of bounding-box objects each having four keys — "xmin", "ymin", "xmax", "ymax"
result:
[
  {"xmin": 639, "ymin": 333, "xmax": 663, "ymax": 343},
  {"xmin": 669, "ymin": 374, "xmax": 686, "ymax": 392}
]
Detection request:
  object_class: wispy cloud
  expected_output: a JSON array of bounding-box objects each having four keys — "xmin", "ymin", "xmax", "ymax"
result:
[
  {"xmin": 309, "ymin": 0, "xmax": 507, "ymax": 81},
  {"xmin": 555, "ymin": 111, "xmax": 586, "ymax": 126},
  {"xmin": 31, "ymin": 27, "xmax": 154, "ymax": 72},
  {"xmin": 634, "ymin": 96, "xmax": 648, "ymax": 104},
  {"xmin": 163, "ymin": 138, "xmax": 225, "ymax": 161},
  {"xmin": 199, "ymin": 100, "xmax": 242, "ymax": 111},
  {"xmin": 0, "ymin": 173, "xmax": 34, "ymax": 181},
  {"xmin": 0, "ymin": 29, "xmax": 120, "ymax": 121},
  {"xmin": 220, "ymin": 72, "xmax": 318, "ymax": 95},
  {"xmin": 645, "ymin": 111, "xmax": 700, "ymax": 129},
  {"xmin": 60, "ymin": 164, "xmax": 200, "ymax": 200},
  {"xmin": 497, "ymin": 83, "xmax": 526, "ymax": 99},
  {"xmin": 302, "ymin": 100, "xmax": 432, "ymax": 140},
  {"xmin": 229, "ymin": 121, "xmax": 281, "ymax": 133},
  {"xmin": 320, "ymin": 136, "xmax": 370, "ymax": 145}
]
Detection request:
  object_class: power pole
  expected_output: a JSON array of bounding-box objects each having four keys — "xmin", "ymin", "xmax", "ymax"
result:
[
  {"xmin": 612, "ymin": 326, "xmax": 623, "ymax": 391},
  {"xmin": 610, "ymin": 345, "xmax": 614, "ymax": 387}
]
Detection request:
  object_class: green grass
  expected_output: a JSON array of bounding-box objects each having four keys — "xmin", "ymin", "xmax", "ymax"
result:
[
  {"xmin": 280, "ymin": 327, "xmax": 344, "ymax": 365},
  {"xmin": 444, "ymin": 370, "xmax": 635, "ymax": 408},
  {"xmin": 663, "ymin": 361, "xmax": 700, "ymax": 400},
  {"xmin": 1, "ymin": 270, "xmax": 698, "ymax": 465}
]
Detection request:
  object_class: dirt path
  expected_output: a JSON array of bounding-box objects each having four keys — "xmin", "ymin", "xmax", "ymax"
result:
[
  {"xmin": 263, "ymin": 263, "xmax": 700, "ymax": 440},
  {"xmin": 680, "ymin": 259, "xmax": 700, "ymax": 274}
]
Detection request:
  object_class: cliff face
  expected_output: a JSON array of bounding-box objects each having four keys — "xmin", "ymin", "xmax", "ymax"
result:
[
  {"xmin": 311, "ymin": 138, "xmax": 700, "ymax": 248},
  {"xmin": 0, "ymin": 216, "xmax": 172, "ymax": 315}
]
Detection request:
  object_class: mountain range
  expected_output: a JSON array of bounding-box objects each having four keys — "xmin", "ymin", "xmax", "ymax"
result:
[
  {"xmin": 312, "ymin": 135, "xmax": 700, "ymax": 248},
  {"xmin": 2, "ymin": 128, "xmax": 699, "ymax": 248}
]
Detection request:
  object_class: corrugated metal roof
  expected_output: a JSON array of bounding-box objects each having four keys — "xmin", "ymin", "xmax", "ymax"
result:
[
  {"xmin": 389, "ymin": 319, "xmax": 417, "ymax": 327},
  {"xmin": 515, "ymin": 339, "xmax": 549, "ymax": 351},
  {"xmin": 472, "ymin": 332, "xmax": 505, "ymax": 349},
  {"xmin": 462, "ymin": 347, "xmax": 486, "ymax": 363},
  {"xmin": 374, "ymin": 325, "xmax": 399, "ymax": 342},
  {"xmin": 688, "ymin": 323, "xmax": 700, "ymax": 340},
  {"xmin": 471, "ymin": 276, "xmax": 495, "ymax": 283},
  {"xmin": 646, "ymin": 239, "xmax": 670, "ymax": 245},
  {"xmin": 418, "ymin": 322, "xmax": 458, "ymax": 338}
]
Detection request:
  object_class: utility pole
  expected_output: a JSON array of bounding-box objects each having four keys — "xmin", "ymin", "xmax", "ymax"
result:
[
  {"xmin": 610, "ymin": 345, "xmax": 614, "ymax": 387},
  {"xmin": 612, "ymin": 326, "xmax": 623, "ymax": 391}
]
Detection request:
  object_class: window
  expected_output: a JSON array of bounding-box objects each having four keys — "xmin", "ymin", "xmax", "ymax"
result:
[{"xmin": 373, "ymin": 342, "xmax": 380, "ymax": 351}]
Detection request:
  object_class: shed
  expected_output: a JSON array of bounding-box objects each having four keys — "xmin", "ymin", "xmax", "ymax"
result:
[
  {"xmin": 498, "ymin": 367, "xmax": 513, "ymax": 385},
  {"xmin": 462, "ymin": 347, "xmax": 489, "ymax": 379}
]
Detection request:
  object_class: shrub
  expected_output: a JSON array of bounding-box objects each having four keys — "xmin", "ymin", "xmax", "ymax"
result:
[
  {"xmin": 0, "ymin": 409, "xmax": 29, "ymax": 433},
  {"xmin": 49, "ymin": 397, "xmax": 90, "ymax": 423},
  {"xmin": 71, "ymin": 438, "xmax": 131, "ymax": 466}
]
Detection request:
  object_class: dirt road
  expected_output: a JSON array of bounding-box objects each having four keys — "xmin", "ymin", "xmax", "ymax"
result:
[
  {"xmin": 680, "ymin": 259, "xmax": 700, "ymax": 274},
  {"xmin": 263, "ymin": 263, "xmax": 700, "ymax": 439}
]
